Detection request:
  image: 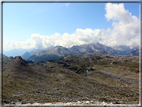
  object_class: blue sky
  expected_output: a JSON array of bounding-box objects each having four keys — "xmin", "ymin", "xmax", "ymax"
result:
[{"xmin": 3, "ymin": 3, "xmax": 140, "ymax": 51}]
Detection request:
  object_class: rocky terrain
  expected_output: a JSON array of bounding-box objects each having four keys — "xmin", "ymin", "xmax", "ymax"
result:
[{"xmin": 2, "ymin": 52, "xmax": 140, "ymax": 105}]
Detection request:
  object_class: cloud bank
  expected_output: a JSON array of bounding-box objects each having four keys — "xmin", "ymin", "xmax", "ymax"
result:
[
  {"xmin": 104, "ymin": 3, "xmax": 139, "ymax": 46},
  {"xmin": 4, "ymin": 3, "xmax": 140, "ymax": 51}
]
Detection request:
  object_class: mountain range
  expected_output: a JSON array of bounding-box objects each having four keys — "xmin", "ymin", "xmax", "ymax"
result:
[
  {"xmin": 69, "ymin": 42, "xmax": 117, "ymax": 55},
  {"xmin": 27, "ymin": 42, "xmax": 138, "ymax": 62},
  {"xmin": 3, "ymin": 42, "xmax": 140, "ymax": 62}
]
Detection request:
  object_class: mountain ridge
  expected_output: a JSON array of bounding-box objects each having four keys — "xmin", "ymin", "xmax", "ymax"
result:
[{"xmin": 28, "ymin": 42, "xmax": 133, "ymax": 62}]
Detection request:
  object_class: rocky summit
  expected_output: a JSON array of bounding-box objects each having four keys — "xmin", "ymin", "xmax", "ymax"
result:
[
  {"xmin": 2, "ymin": 53, "xmax": 139, "ymax": 105},
  {"xmin": 3, "ymin": 56, "xmax": 31, "ymax": 73},
  {"xmin": 13, "ymin": 56, "xmax": 28, "ymax": 65}
]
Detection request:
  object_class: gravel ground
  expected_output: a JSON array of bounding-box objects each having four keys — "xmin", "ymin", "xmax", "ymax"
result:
[{"xmin": 94, "ymin": 71, "xmax": 139, "ymax": 85}]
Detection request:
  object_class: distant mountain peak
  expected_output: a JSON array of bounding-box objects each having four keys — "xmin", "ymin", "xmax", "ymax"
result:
[{"xmin": 22, "ymin": 51, "xmax": 31, "ymax": 60}]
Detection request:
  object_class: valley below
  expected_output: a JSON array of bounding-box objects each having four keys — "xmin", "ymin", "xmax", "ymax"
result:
[{"xmin": 2, "ymin": 52, "xmax": 140, "ymax": 105}]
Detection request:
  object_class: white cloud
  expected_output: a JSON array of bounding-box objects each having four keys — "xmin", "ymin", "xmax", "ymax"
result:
[
  {"xmin": 104, "ymin": 3, "xmax": 140, "ymax": 47},
  {"xmin": 105, "ymin": 3, "xmax": 133, "ymax": 24},
  {"xmin": 54, "ymin": 28, "xmax": 101, "ymax": 47},
  {"xmin": 3, "ymin": 3, "xmax": 140, "ymax": 51}
]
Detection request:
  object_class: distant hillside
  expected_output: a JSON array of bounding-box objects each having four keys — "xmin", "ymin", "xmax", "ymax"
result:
[
  {"xmin": 22, "ymin": 52, "xmax": 31, "ymax": 60},
  {"xmin": 29, "ymin": 48, "xmax": 44, "ymax": 56},
  {"xmin": 112, "ymin": 45, "xmax": 133, "ymax": 55},
  {"xmin": 29, "ymin": 46, "xmax": 54, "ymax": 56},
  {"xmin": 69, "ymin": 42, "xmax": 117, "ymax": 55},
  {"xmin": 129, "ymin": 46, "xmax": 140, "ymax": 56},
  {"xmin": 28, "ymin": 46, "xmax": 71, "ymax": 62}
]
